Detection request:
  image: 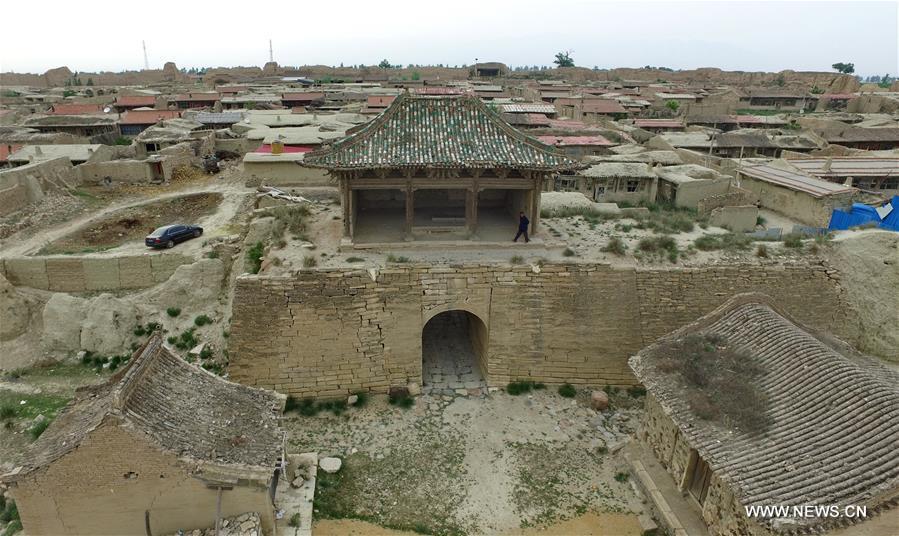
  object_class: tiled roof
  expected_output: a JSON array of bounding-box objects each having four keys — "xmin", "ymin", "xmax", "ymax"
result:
[
  {"xmin": 119, "ymin": 109, "xmax": 181, "ymax": 125},
  {"xmin": 786, "ymin": 157, "xmax": 899, "ymax": 177},
  {"xmin": 50, "ymin": 103, "xmax": 105, "ymax": 115},
  {"xmin": 281, "ymin": 91, "xmax": 325, "ymax": 101},
  {"xmin": 739, "ymin": 164, "xmax": 856, "ymax": 197},
  {"xmin": 537, "ymin": 135, "xmax": 615, "ymax": 147},
  {"xmin": 115, "ymin": 95, "xmax": 157, "ymax": 107},
  {"xmin": 581, "ymin": 100, "xmax": 627, "ymax": 114},
  {"xmin": 303, "ymin": 94, "xmax": 583, "ymax": 171},
  {"xmin": 500, "ymin": 103, "xmax": 557, "ymax": 115},
  {"xmin": 630, "ymin": 295, "xmax": 899, "ymax": 534},
  {"xmin": 171, "ymin": 93, "xmax": 220, "ymax": 102},
  {"xmin": 6, "ymin": 335, "xmax": 285, "ymax": 480}
]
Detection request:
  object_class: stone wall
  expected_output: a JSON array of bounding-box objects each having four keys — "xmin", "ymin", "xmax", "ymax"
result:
[
  {"xmin": 0, "ymin": 157, "xmax": 80, "ymax": 215},
  {"xmin": 0, "ymin": 183, "xmax": 28, "ymax": 217},
  {"xmin": 0, "ymin": 253, "xmax": 193, "ymax": 291},
  {"xmin": 229, "ymin": 262, "xmax": 847, "ymax": 397},
  {"xmin": 11, "ymin": 422, "xmax": 275, "ymax": 536}
]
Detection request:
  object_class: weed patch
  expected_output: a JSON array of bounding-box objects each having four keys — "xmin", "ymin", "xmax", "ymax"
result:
[
  {"xmin": 557, "ymin": 384, "xmax": 577, "ymax": 398},
  {"xmin": 601, "ymin": 236, "xmax": 627, "ymax": 256},
  {"xmin": 694, "ymin": 233, "xmax": 753, "ymax": 251},
  {"xmin": 246, "ymin": 241, "xmax": 264, "ymax": 274}
]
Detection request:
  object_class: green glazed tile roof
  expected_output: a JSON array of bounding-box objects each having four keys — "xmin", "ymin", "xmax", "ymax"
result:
[{"xmin": 303, "ymin": 93, "xmax": 582, "ymax": 171}]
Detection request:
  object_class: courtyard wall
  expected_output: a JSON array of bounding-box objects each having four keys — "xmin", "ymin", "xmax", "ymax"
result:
[
  {"xmin": 0, "ymin": 253, "xmax": 193, "ymax": 291},
  {"xmin": 229, "ymin": 262, "xmax": 847, "ymax": 397}
]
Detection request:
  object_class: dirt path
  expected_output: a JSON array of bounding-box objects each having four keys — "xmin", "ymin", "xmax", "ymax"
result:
[{"xmin": 1, "ymin": 177, "xmax": 252, "ymax": 258}]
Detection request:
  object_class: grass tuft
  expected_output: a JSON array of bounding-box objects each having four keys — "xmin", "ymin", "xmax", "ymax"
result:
[{"xmin": 557, "ymin": 383, "xmax": 577, "ymax": 398}]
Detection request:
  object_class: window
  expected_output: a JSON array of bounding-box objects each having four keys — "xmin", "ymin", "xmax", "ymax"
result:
[
  {"xmin": 881, "ymin": 178, "xmax": 898, "ymax": 190},
  {"xmin": 145, "ymin": 142, "xmax": 160, "ymax": 154},
  {"xmin": 626, "ymin": 180, "xmax": 639, "ymax": 193},
  {"xmin": 594, "ymin": 185, "xmax": 606, "ymax": 199},
  {"xmin": 555, "ymin": 177, "xmax": 578, "ymax": 192}
]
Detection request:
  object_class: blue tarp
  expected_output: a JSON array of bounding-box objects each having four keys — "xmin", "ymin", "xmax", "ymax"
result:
[{"xmin": 828, "ymin": 196, "xmax": 899, "ymax": 232}]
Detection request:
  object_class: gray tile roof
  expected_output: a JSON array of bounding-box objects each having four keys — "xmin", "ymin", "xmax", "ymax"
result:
[
  {"xmin": 630, "ymin": 294, "xmax": 899, "ymax": 534},
  {"xmin": 7, "ymin": 336, "xmax": 285, "ymax": 479},
  {"xmin": 303, "ymin": 93, "xmax": 583, "ymax": 171}
]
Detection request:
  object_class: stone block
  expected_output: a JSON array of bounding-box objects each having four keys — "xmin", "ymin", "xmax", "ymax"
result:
[
  {"xmin": 118, "ymin": 255, "xmax": 154, "ymax": 288},
  {"xmin": 46, "ymin": 257, "xmax": 86, "ymax": 292},
  {"xmin": 4, "ymin": 257, "xmax": 48, "ymax": 289},
  {"xmin": 83, "ymin": 257, "xmax": 121, "ymax": 290}
]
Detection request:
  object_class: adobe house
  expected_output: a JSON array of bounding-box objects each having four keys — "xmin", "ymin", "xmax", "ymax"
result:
[
  {"xmin": 302, "ymin": 93, "xmax": 582, "ymax": 243},
  {"xmin": 2, "ymin": 335, "xmax": 287, "ymax": 536},
  {"xmin": 628, "ymin": 294, "xmax": 899, "ymax": 536},
  {"xmin": 577, "ymin": 162, "xmax": 658, "ymax": 203}
]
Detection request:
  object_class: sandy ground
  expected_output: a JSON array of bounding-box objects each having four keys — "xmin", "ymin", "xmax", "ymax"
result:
[{"xmin": 287, "ymin": 387, "xmax": 648, "ymax": 535}]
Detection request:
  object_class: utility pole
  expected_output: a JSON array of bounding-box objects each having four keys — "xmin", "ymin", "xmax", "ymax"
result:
[
  {"xmin": 142, "ymin": 40, "xmax": 149, "ymax": 70},
  {"xmin": 269, "ymin": 39, "xmax": 274, "ymax": 63}
]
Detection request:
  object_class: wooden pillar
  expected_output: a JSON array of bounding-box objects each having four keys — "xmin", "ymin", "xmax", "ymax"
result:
[
  {"xmin": 467, "ymin": 179, "xmax": 479, "ymax": 237},
  {"xmin": 340, "ymin": 176, "xmax": 351, "ymax": 238},
  {"xmin": 530, "ymin": 176, "xmax": 542, "ymax": 233},
  {"xmin": 404, "ymin": 183, "xmax": 414, "ymax": 240}
]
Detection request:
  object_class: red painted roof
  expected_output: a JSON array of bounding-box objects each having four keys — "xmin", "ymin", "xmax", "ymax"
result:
[
  {"xmin": 366, "ymin": 95, "xmax": 396, "ymax": 107},
  {"xmin": 119, "ymin": 109, "xmax": 181, "ymax": 125},
  {"xmin": 0, "ymin": 144, "xmax": 23, "ymax": 162},
  {"xmin": 581, "ymin": 100, "xmax": 627, "ymax": 114},
  {"xmin": 255, "ymin": 144, "xmax": 312, "ymax": 154},
  {"xmin": 546, "ymin": 119, "xmax": 589, "ymax": 130},
  {"xmin": 281, "ymin": 92, "xmax": 325, "ymax": 101},
  {"xmin": 411, "ymin": 87, "xmax": 464, "ymax": 95},
  {"xmin": 115, "ymin": 95, "xmax": 157, "ymax": 107},
  {"xmin": 50, "ymin": 103, "xmax": 105, "ymax": 115},
  {"xmin": 634, "ymin": 119, "xmax": 684, "ymax": 128},
  {"xmin": 171, "ymin": 93, "xmax": 220, "ymax": 102},
  {"xmin": 537, "ymin": 135, "xmax": 615, "ymax": 147}
]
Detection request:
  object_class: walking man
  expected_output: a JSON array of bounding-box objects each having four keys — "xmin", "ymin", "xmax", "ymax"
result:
[{"xmin": 514, "ymin": 211, "xmax": 530, "ymax": 243}]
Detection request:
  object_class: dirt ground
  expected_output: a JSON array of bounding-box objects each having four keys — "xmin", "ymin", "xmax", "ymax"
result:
[
  {"xmin": 36, "ymin": 192, "xmax": 223, "ymax": 255},
  {"xmin": 287, "ymin": 387, "xmax": 647, "ymax": 536}
]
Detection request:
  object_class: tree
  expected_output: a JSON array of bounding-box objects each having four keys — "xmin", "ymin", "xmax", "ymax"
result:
[
  {"xmin": 832, "ymin": 62, "xmax": 855, "ymax": 74},
  {"xmin": 879, "ymin": 74, "xmax": 893, "ymax": 89},
  {"xmin": 666, "ymin": 100, "xmax": 680, "ymax": 113},
  {"xmin": 553, "ymin": 51, "xmax": 574, "ymax": 68},
  {"xmin": 378, "ymin": 59, "xmax": 392, "ymax": 69},
  {"xmin": 86, "ymin": 78, "xmax": 94, "ymax": 86}
]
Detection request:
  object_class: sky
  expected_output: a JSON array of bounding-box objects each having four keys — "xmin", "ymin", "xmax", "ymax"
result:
[{"xmin": 0, "ymin": 0, "xmax": 897, "ymax": 76}]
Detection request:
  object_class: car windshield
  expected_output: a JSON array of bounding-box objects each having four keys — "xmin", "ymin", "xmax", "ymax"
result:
[{"xmin": 148, "ymin": 226, "xmax": 173, "ymax": 237}]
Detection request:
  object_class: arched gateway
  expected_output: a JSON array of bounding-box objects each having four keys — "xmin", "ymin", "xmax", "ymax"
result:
[{"xmin": 421, "ymin": 310, "xmax": 488, "ymax": 394}]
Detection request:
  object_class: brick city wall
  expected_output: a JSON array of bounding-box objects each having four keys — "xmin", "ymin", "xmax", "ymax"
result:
[
  {"xmin": 0, "ymin": 253, "xmax": 193, "ymax": 291},
  {"xmin": 11, "ymin": 422, "xmax": 274, "ymax": 536},
  {"xmin": 229, "ymin": 262, "xmax": 847, "ymax": 397}
]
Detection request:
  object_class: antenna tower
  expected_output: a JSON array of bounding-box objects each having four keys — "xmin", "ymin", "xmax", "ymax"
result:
[
  {"xmin": 269, "ymin": 39, "xmax": 274, "ymax": 63},
  {"xmin": 142, "ymin": 41, "xmax": 149, "ymax": 70}
]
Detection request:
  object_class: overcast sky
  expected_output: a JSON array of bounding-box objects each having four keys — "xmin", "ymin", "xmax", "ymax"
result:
[{"xmin": 1, "ymin": 0, "xmax": 896, "ymax": 76}]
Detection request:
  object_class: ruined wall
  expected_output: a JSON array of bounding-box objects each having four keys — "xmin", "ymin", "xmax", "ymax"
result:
[
  {"xmin": 229, "ymin": 262, "xmax": 847, "ymax": 397},
  {"xmin": 0, "ymin": 157, "xmax": 79, "ymax": 214},
  {"xmin": 11, "ymin": 422, "xmax": 274, "ymax": 536},
  {"xmin": 0, "ymin": 254, "xmax": 193, "ymax": 291},
  {"xmin": 0, "ymin": 183, "xmax": 29, "ymax": 217},
  {"xmin": 738, "ymin": 173, "xmax": 852, "ymax": 227},
  {"xmin": 78, "ymin": 159, "xmax": 154, "ymax": 185}
]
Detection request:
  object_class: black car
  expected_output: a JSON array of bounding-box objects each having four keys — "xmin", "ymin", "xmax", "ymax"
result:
[{"xmin": 145, "ymin": 224, "xmax": 203, "ymax": 248}]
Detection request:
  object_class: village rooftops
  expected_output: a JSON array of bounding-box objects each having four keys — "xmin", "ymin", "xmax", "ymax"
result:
[
  {"xmin": 21, "ymin": 115, "xmax": 118, "ymax": 128},
  {"xmin": 4, "ymin": 335, "xmax": 286, "ymax": 483},
  {"xmin": 8, "ymin": 144, "xmax": 105, "ymax": 164},
  {"xmin": 579, "ymin": 162, "xmax": 655, "ymax": 179},
  {"xmin": 819, "ymin": 127, "xmax": 899, "ymax": 143},
  {"xmin": 630, "ymin": 295, "xmax": 899, "ymax": 534},
  {"xmin": 786, "ymin": 157, "xmax": 899, "ymax": 177},
  {"xmin": 119, "ymin": 109, "xmax": 182, "ymax": 125},
  {"xmin": 499, "ymin": 103, "xmax": 557, "ymax": 115},
  {"xmin": 49, "ymin": 103, "xmax": 107, "ymax": 115},
  {"xmin": 739, "ymin": 163, "xmax": 856, "ymax": 198},
  {"xmin": 302, "ymin": 94, "xmax": 583, "ymax": 171},
  {"xmin": 536, "ymin": 135, "xmax": 615, "ymax": 147},
  {"xmin": 136, "ymin": 118, "xmax": 204, "ymax": 142},
  {"xmin": 114, "ymin": 95, "xmax": 157, "ymax": 107}
]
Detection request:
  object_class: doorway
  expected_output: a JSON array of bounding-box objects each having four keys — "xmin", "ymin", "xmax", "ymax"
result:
[{"xmin": 421, "ymin": 310, "xmax": 488, "ymax": 394}]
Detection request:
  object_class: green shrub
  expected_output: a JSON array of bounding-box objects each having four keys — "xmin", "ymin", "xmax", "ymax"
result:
[
  {"xmin": 29, "ymin": 419, "xmax": 50, "ymax": 440},
  {"xmin": 288, "ymin": 513, "xmax": 301, "ymax": 527},
  {"xmin": 206, "ymin": 250, "xmax": 220, "ymax": 259},
  {"xmin": 783, "ymin": 234, "xmax": 803, "ymax": 248},
  {"xmin": 756, "ymin": 215, "xmax": 767, "ymax": 226},
  {"xmin": 173, "ymin": 328, "xmax": 198, "ymax": 350},
  {"xmin": 199, "ymin": 346, "xmax": 214, "ymax": 360},
  {"xmin": 145, "ymin": 322, "xmax": 161, "ymax": 333},
  {"xmin": 270, "ymin": 205, "xmax": 310, "ymax": 239},
  {"xmin": 303, "ymin": 256, "xmax": 318, "ymax": 268},
  {"xmin": 694, "ymin": 233, "xmax": 753, "ymax": 251},
  {"xmin": 194, "ymin": 314, "xmax": 213, "ymax": 327},
  {"xmin": 246, "ymin": 241, "xmax": 264, "ymax": 274},
  {"xmin": 638, "ymin": 236, "xmax": 677, "ymax": 253},
  {"xmin": 627, "ymin": 386, "xmax": 646, "ymax": 398},
  {"xmin": 386, "ymin": 254, "xmax": 410, "ymax": 263},
  {"xmin": 0, "ymin": 500, "xmax": 17, "ymax": 524},
  {"xmin": 601, "ymin": 236, "xmax": 627, "ymax": 256},
  {"xmin": 562, "ymin": 247, "xmax": 576, "ymax": 257},
  {"xmin": 510, "ymin": 255, "xmax": 524, "ymax": 264},
  {"xmin": 133, "ymin": 325, "xmax": 147, "ymax": 337},
  {"xmin": 81, "ymin": 352, "xmax": 93, "ymax": 365},
  {"xmin": 166, "ymin": 307, "xmax": 181, "ymax": 318},
  {"xmin": 0, "ymin": 404, "xmax": 16, "ymax": 420},
  {"xmin": 388, "ymin": 390, "xmax": 415, "ymax": 408},
  {"xmin": 614, "ymin": 471, "xmax": 630, "ymax": 483},
  {"xmin": 167, "ymin": 336, "xmax": 177, "ymax": 344},
  {"xmin": 346, "ymin": 256, "xmax": 364, "ymax": 263},
  {"xmin": 350, "ymin": 391, "xmax": 368, "ymax": 408},
  {"xmin": 558, "ymin": 383, "xmax": 577, "ymax": 398},
  {"xmin": 756, "ymin": 244, "xmax": 769, "ymax": 258}
]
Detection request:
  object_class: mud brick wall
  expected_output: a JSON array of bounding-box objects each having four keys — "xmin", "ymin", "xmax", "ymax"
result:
[
  {"xmin": 11, "ymin": 422, "xmax": 274, "ymax": 536},
  {"xmin": 0, "ymin": 183, "xmax": 29, "ymax": 217},
  {"xmin": 230, "ymin": 262, "xmax": 847, "ymax": 397},
  {"xmin": 0, "ymin": 254, "xmax": 194, "ymax": 291}
]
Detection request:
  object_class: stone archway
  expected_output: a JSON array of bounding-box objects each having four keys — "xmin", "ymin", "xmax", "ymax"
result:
[{"xmin": 421, "ymin": 310, "xmax": 488, "ymax": 395}]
